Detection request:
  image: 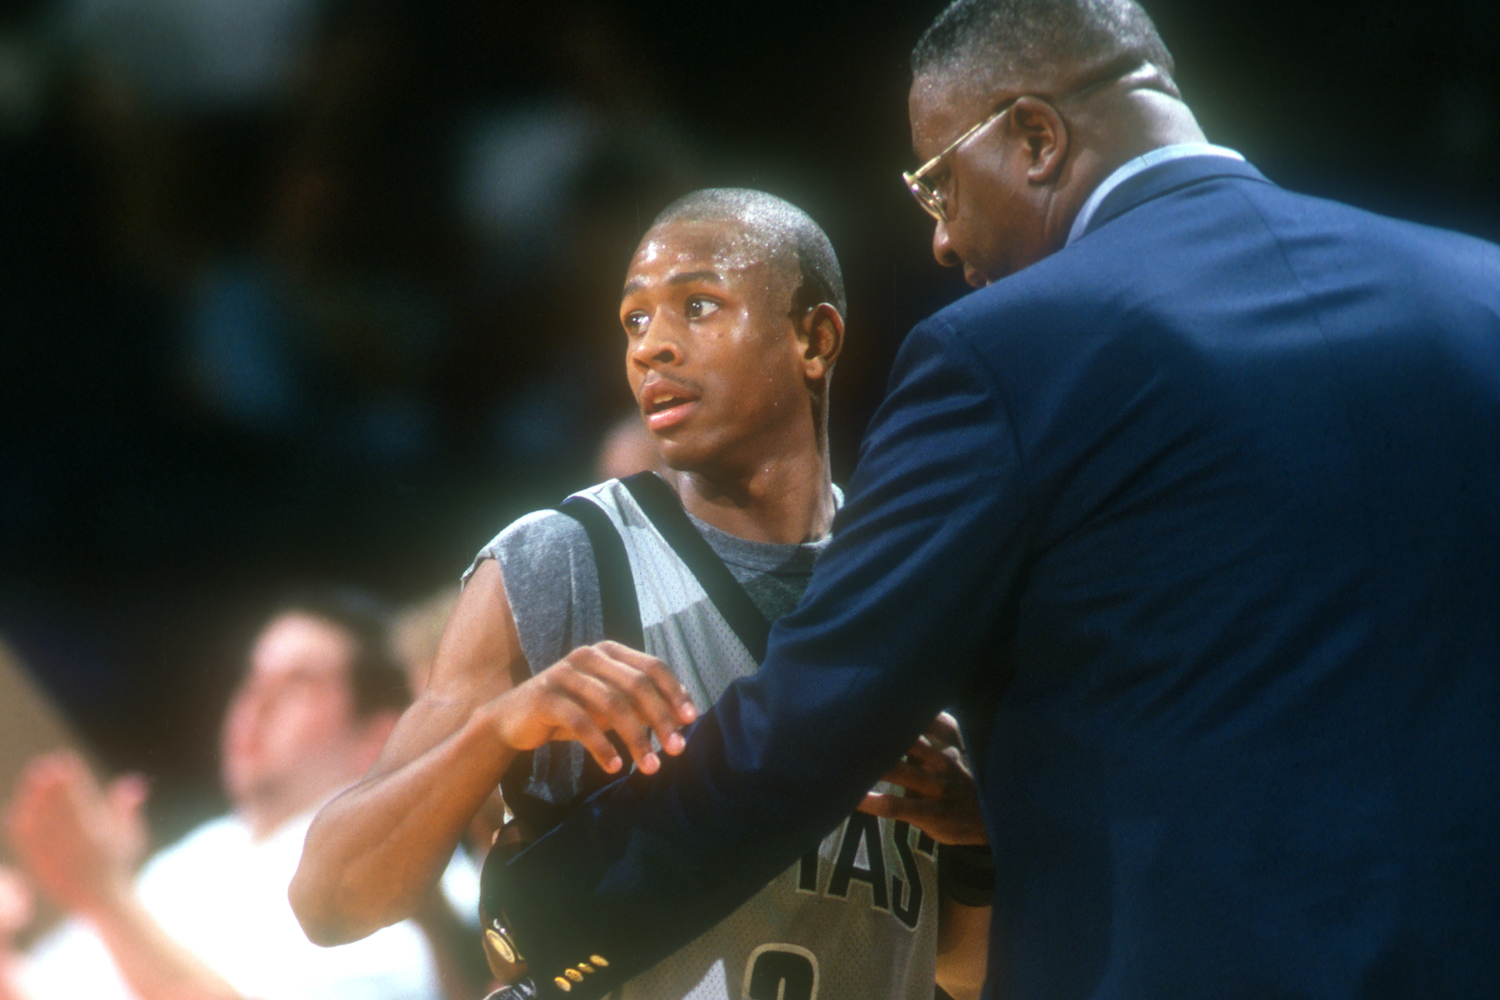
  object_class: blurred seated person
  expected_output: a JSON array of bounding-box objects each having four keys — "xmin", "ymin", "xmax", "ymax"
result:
[
  {"xmin": 593, "ymin": 411, "xmax": 666, "ymax": 483},
  {"xmin": 392, "ymin": 587, "xmax": 461, "ymax": 700},
  {"xmin": 0, "ymin": 865, "xmax": 33, "ymax": 1000},
  {"xmin": 3, "ymin": 592, "xmax": 448, "ymax": 1000}
]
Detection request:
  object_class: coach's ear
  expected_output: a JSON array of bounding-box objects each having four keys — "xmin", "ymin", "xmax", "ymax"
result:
[
  {"xmin": 1010, "ymin": 94, "xmax": 1069, "ymax": 186},
  {"xmin": 798, "ymin": 303, "xmax": 844, "ymax": 383}
]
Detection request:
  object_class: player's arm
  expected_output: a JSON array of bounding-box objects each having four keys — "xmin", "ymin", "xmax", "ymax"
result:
[
  {"xmin": 936, "ymin": 897, "xmax": 992, "ymax": 1000},
  {"xmin": 290, "ymin": 560, "xmax": 696, "ymax": 946}
]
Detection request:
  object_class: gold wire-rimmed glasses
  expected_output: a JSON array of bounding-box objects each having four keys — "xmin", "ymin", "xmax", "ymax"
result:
[
  {"xmin": 902, "ymin": 97, "xmax": 1020, "ymax": 223},
  {"xmin": 902, "ymin": 67, "xmax": 1134, "ymax": 223}
]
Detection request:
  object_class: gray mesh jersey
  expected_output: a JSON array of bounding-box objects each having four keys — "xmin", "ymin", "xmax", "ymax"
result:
[{"xmin": 470, "ymin": 477, "xmax": 941, "ymax": 1000}]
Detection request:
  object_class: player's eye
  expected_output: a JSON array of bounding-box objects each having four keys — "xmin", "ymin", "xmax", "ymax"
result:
[
  {"xmin": 623, "ymin": 310, "xmax": 649, "ymax": 336},
  {"xmin": 684, "ymin": 296, "xmax": 720, "ymax": 321}
]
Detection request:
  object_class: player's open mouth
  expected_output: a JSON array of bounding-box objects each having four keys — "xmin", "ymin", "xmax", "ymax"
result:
[{"xmin": 641, "ymin": 380, "xmax": 700, "ymax": 431}]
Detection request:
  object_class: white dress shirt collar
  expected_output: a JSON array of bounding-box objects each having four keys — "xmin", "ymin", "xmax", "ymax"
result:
[{"xmin": 1066, "ymin": 142, "xmax": 1245, "ymax": 246}]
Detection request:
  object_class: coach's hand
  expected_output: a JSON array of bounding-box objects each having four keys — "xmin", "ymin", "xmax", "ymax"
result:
[
  {"xmin": 492, "ymin": 641, "xmax": 698, "ymax": 776},
  {"xmin": 857, "ymin": 712, "xmax": 987, "ymax": 846}
]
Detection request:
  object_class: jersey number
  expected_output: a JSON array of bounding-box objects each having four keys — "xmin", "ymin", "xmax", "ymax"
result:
[{"xmin": 743, "ymin": 943, "xmax": 818, "ymax": 1000}]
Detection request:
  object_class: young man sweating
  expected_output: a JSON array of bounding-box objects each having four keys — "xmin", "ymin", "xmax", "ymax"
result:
[{"xmin": 292, "ymin": 189, "xmax": 990, "ymax": 1000}]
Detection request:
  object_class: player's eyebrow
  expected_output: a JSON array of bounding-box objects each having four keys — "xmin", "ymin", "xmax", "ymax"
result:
[
  {"xmin": 622, "ymin": 269, "xmax": 725, "ymax": 298},
  {"xmin": 668, "ymin": 269, "xmax": 724, "ymax": 286}
]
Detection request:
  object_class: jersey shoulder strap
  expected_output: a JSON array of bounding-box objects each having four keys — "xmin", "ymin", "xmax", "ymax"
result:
[
  {"xmin": 497, "ymin": 474, "xmax": 771, "ymax": 835},
  {"xmin": 484, "ymin": 476, "xmax": 774, "ymax": 925},
  {"xmin": 555, "ymin": 494, "xmax": 644, "ymax": 649},
  {"xmin": 495, "ymin": 494, "xmax": 644, "ymax": 838},
  {"xmin": 617, "ymin": 471, "xmax": 771, "ymax": 664}
]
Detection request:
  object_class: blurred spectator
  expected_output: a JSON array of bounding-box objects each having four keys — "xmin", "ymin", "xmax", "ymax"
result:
[
  {"xmin": 444, "ymin": 2, "xmax": 698, "ymax": 479},
  {"xmin": 390, "ymin": 586, "xmax": 459, "ymax": 699},
  {"xmin": 64, "ymin": 0, "xmax": 319, "ymax": 113},
  {"xmin": 170, "ymin": 0, "xmax": 454, "ymax": 472},
  {"xmin": 593, "ymin": 410, "xmax": 665, "ymax": 483},
  {"xmin": 3, "ymin": 591, "xmax": 447, "ymax": 1000},
  {"xmin": 0, "ymin": 866, "xmax": 32, "ymax": 1000}
]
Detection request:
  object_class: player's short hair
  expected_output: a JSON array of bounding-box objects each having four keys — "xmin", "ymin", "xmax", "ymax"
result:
[
  {"xmin": 912, "ymin": 0, "xmax": 1175, "ymax": 90},
  {"xmin": 267, "ymin": 587, "xmax": 412, "ymax": 719},
  {"xmin": 651, "ymin": 189, "xmax": 847, "ymax": 320}
]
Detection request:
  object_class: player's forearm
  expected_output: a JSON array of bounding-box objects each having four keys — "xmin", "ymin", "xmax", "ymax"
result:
[
  {"xmin": 291, "ymin": 698, "xmax": 519, "ymax": 946},
  {"xmin": 936, "ymin": 896, "xmax": 992, "ymax": 1000}
]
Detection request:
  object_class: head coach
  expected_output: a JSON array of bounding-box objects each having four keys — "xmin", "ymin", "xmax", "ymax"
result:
[{"xmin": 480, "ymin": 1, "xmax": 1500, "ymax": 997}]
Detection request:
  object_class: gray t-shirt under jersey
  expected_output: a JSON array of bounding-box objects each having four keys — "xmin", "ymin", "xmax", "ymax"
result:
[{"xmin": 479, "ymin": 501, "xmax": 826, "ymax": 685}]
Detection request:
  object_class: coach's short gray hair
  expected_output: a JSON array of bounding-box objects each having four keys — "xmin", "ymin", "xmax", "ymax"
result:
[{"xmin": 912, "ymin": 0, "xmax": 1176, "ymax": 91}]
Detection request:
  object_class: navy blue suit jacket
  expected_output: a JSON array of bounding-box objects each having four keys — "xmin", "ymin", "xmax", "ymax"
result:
[{"xmin": 494, "ymin": 157, "xmax": 1500, "ymax": 999}]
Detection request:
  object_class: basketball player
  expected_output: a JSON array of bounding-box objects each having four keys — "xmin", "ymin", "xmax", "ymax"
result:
[{"xmin": 291, "ymin": 189, "xmax": 990, "ymax": 999}]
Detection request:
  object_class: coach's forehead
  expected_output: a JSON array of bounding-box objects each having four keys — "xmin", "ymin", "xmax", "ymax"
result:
[
  {"xmin": 909, "ymin": 58, "xmax": 1047, "ymax": 156},
  {"xmin": 909, "ymin": 71, "xmax": 989, "ymax": 158}
]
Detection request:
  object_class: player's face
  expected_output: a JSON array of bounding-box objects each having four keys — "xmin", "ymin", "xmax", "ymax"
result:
[
  {"xmin": 220, "ymin": 613, "xmax": 365, "ymax": 811},
  {"xmin": 909, "ymin": 73, "xmax": 1049, "ymax": 286},
  {"xmin": 620, "ymin": 220, "xmax": 812, "ymax": 475}
]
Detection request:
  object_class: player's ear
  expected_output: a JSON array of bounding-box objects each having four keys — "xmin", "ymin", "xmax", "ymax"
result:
[{"xmin": 798, "ymin": 303, "xmax": 844, "ymax": 382}]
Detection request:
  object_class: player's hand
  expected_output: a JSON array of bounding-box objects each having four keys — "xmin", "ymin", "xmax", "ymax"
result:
[
  {"xmin": 857, "ymin": 712, "xmax": 988, "ymax": 846},
  {"xmin": 488, "ymin": 641, "xmax": 697, "ymax": 776},
  {"xmin": 3, "ymin": 752, "xmax": 151, "ymax": 916}
]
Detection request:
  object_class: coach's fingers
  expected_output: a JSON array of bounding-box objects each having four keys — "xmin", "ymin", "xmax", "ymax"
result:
[
  {"xmin": 858, "ymin": 790, "xmax": 987, "ymax": 846},
  {"xmin": 904, "ymin": 735, "xmax": 963, "ymax": 773}
]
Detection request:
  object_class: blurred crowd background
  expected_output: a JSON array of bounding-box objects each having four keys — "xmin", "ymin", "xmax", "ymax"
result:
[{"xmin": 0, "ymin": 0, "xmax": 1496, "ymax": 866}]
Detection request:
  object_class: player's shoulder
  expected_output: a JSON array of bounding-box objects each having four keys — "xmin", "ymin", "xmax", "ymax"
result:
[
  {"xmin": 479, "ymin": 478, "xmax": 639, "ymax": 571},
  {"xmin": 486, "ymin": 504, "xmax": 588, "ymax": 569},
  {"xmin": 500, "ymin": 506, "xmax": 587, "ymax": 547}
]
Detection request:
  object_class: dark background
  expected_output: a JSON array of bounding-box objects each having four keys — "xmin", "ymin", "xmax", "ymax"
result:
[{"xmin": 1, "ymin": 0, "xmax": 1496, "ymax": 842}]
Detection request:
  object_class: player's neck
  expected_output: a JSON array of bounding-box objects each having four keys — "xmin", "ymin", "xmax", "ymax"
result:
[{"xmin": 675, "ymin": 446, "xmax": 835, "ymax": 545}]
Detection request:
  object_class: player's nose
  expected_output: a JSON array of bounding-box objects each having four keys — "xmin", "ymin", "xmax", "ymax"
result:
[{"xmin": 630, "ymin": 315, "xmax": 684, "ymax": 368}]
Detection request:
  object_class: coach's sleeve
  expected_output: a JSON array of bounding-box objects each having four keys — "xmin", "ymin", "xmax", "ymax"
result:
[{"xmin": 494, "ymin": 317, "xmax": 1029, "ymax": 999}]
